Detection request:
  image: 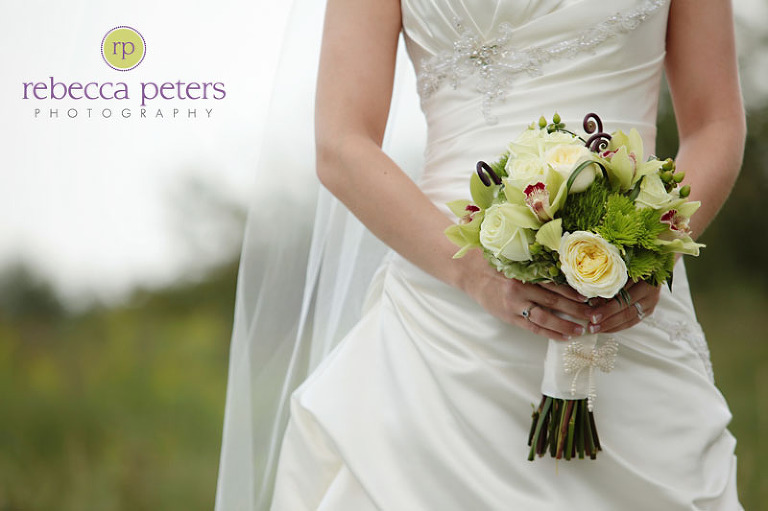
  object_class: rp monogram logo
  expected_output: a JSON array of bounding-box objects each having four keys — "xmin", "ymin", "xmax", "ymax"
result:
[{"xmin": 101, "ymin": 26, "xmax": 146, "ymax": 71}]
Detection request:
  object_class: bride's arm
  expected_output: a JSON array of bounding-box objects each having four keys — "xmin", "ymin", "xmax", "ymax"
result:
[
  {"xmin": 665, "ymin": 0, "xmax": 746, "ymax": 236},
  {"xmin": 591, "ymin": 0, "xmax": 746, "ymax": 333},
  {"xmin": 316, "ymin": 0, "xmax": 593, "ymax": 340}
]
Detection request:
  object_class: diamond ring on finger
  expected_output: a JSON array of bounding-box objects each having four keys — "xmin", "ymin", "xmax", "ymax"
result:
[
  {"xmin": 634, "ymin": 302, "xmax": 645, "ymax": 320},
  {"xmin": 522, "ymin": 304, "xmax": 539, "ymax": 322}
]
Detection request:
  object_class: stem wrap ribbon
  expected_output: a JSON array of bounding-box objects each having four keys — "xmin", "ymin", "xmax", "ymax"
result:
[
  {"xmin": 541, "ymin": 314, "xmax": 620, "ymax": 411},
  {"xmin": 563, "ymin": 338, "xmax": 619, "ymax": 411}
]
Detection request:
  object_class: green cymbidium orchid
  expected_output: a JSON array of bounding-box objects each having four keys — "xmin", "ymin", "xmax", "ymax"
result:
[
  {"xmin": 535, "ymin": 218, "xmax": 563, "ymax": 252},
  {"xmin": 503, "ymin": 167, "xmax": 568, "ymax": 223},
  {"xmin": 635, "ymin": 174, "xmax": 684, "ymax": 210},
  {"xmin": 470, "ymin": 171, "xmax": 498, "ymax": 209},
  {"xmin": 447, "ymin": 199, "xmax": 477, "ymax": 219},
  {"xmin": 495, "ymin": 203, "xmax": 543, "ymax": 230},
  {"xmin": 445, "ymin": 200, "xmax": 485, "ymax": 258},
  {"xmin": 674, "ymin": 200, "xmax": 701, "ymax": 219},
  {"xmin": 603, "ymin": 128, "xmax": 663, "ymax": 192},
  {"xmin": 656, "ymin": 202, "xmax": 704, "ymax": 257},
  {"xmin": 655, "ymin": 236, "xmax": 705, "ymax": 257}
]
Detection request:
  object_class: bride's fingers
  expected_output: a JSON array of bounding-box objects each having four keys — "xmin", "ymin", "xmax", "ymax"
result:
[
  {"xmin": 522, "ymin": 284, "xmax": 593, "ymax": 321},
  {"xmin": 516, "ymin": 305, "xmax": 584, "ymax": 341},
  {"xmin": 590, "ymin": 285, "xmax": 661, "ymax": 333},
  {"xmin": 537, "ymin": 282, "xmax": 588, "ymax": 303},
  {"xmin": 587, "ymin": 282, "xmax": 656, "ymax": 326},
  {"xmin": 601, "ymin": 298, "xmax": 654, "ymax": 333},
  {"xmin": 585, "ymin": 281, "xmax": 640, "ymax": 307}
]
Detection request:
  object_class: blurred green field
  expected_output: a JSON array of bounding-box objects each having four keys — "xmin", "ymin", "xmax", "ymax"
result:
[
  {"xmin": 0, "ymin": 259, "xmax": 765, "ymax": 511},
  {"xmin": 0, "ymin": 265, "xmax": 235, "ymax": 511}
]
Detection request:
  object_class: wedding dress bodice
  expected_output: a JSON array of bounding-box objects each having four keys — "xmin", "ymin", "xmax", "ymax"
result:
[{"xmin": 401, "ymin": 0, "xmax": 670, "ymax": 212}]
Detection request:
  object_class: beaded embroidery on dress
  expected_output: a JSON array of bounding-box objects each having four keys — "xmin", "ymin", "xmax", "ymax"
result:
[
  {"xmin": 269, "ymin": 0, "xmax": 741, "ymax": 509},
  {"xmin": 417, "ymin": 0, "xmax": 667, "ymax": 122},
  {"xmin": 645, "ymin": 316, "xmax": 715, "ymax": 382}
]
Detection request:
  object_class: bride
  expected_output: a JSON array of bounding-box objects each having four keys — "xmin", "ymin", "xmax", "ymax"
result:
[{"xmin": 217, "ymin": 0, "xmax": 745, "ymax": 509}]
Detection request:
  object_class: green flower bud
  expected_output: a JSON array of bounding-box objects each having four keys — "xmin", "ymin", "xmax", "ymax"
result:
[
  {"xmin": 673, "ymin": 172, "xmax": 685, "ymax": 183},
  {"xmin": 549, "ymin": 265, "xmax": 560, "ymax": 277},
  {"xmin": 660, "ymin": 171, "xmax": 674, "ymax": 183},
  {"xmin": 661, "ymin": 158, "xmax": 675, "ymax": 171},
  {"xmin": 553, "ymin": 112, "xmax": 561, "ymax": 124},
  {"xmin": 679, "ymin": 185, "xmax": 691, "ymax": 198},
  {"xmin": 539, "ymin": 116, "xmax": 547, "ymax": 129}
]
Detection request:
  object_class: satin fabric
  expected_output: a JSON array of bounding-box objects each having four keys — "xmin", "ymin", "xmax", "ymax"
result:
[{"xmin": 270, "ymin": 0, "xmax": 742, "ymax": 509}]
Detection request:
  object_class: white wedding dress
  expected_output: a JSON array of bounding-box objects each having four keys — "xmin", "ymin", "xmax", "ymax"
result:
[{"xmin": 265, "ymin": 0, "xmax": 742, "ymax": 509}]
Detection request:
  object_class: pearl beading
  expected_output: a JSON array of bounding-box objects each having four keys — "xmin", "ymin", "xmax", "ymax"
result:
[
  {"xmin": 563, "ymin": 336, "xmax": 619, "ymax": 411},
  {"xmin": 416, "ymin": 0, "xmax": 668, "ymax": 123}
]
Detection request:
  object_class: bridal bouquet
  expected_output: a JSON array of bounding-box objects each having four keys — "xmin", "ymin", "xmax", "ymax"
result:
[{"xmin": 445, "ymin": 113, "xmax": 703, "ymax": 461}]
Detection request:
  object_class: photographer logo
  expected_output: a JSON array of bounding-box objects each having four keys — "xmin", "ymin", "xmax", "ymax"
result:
[
  {"xmin": 21, "ymin": 25, "xmax": 225, "ymax": 120},
  {"xmin": 101, "ymin": 26, "xmax": 146, "ymax": 71}
]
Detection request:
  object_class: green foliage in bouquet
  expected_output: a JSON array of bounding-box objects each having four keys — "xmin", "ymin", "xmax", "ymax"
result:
[
  {"xmin": 490, "ymin": 153, "xmax": 510, "ymax": 180},
  {"xmin": 624, "ymin": 247, "xmax": 675, "ymax": 286},
  {"xmin": 598, "ymin": 194, "xmax": 660, "ymax": 249},
  {"xmin": 485, "ymin": 242, "xmax": 565, "ymax": 284},
  {"xmin": 595, "ymin": 194, "xmax": 676, "ymax": 286},
  {"xmin": 559, "ymin": 179, "xmax": 610, "ymax": 233}
]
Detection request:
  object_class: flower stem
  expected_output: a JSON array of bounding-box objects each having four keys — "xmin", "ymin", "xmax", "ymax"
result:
[
  {"xmin": 556, "ymin": 400, "xmax": 574, "ymax": 459},
  {"xmin": 566, "ymin": 404, "xmax": 577, "ymax": 460},
  {"xmin": 548, "ymin": 399, "xmax": 559, "ymax": 458},
  {"xmin": 584, "ymin": 403, "xmax": 596, "ymax": 459},
  {"xmin": 589, "ymin": 410, "xmax": 602, "ymax": 452},
  {"xmin": 527, "ymin": 395, "xmax": 602, "ymax": 461},
  {"xmin": 576, "ymin": 401, "xmax": 586, "ymax": 459},
  {"xmin": 528, "ymin": 396, "xmax": 546, "ymax": 445},
  {"xmin": 528, "ymin": 396, "xmax": 553, "ymax": 461}
]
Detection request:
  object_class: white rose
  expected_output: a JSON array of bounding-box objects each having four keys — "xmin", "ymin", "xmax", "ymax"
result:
[
  {"xmin": 544, "ymin": 144, "xmax": 597, "ymax": 193},
  {"xmin": 505, "ymin": 156, "xmax": 548, "ymax": 188},
  {"xmin": 559, "ymin": 231, "xmax": 628, "ymax": 298},
  {"xmin": 507, "ymin": 129, "xmax": 545, "ymax": 159},
  {"xmin": 508, "ymin": 129, "xmax": 581, "ymax": 159},
  {"xmin": 480, "ymin": 204, "xmax": 536, "ymax": 261},
  {"xmin": 539, "ymin": 130, "xmax": 582, "ymax": 153}
]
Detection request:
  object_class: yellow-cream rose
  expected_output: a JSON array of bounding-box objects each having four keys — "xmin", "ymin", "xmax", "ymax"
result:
[
  {"xmin": 480, "ymin": 204, "xmax": 537, "ymax": 261},
  {"xmin": 559, "ymin": 231, "xmax": 628, "ymax": 298},
  {"xmin": 544, "ymin": 144, "xmax": 597, "ymax": 193}
]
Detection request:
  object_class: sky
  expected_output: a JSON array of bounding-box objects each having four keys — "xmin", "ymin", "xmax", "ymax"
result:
[
  {"xmin": 0, "ymin": 0, "xmax": 295, "ymax": 303},
  {"xmin": 1, "ymin": 0, "xmax": 766, "ymax": 305}
]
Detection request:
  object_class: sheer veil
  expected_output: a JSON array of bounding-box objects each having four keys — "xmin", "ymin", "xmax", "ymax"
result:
[{"xmin": 214, "ymin": 1, "xmax": 426, "ymax": 509}]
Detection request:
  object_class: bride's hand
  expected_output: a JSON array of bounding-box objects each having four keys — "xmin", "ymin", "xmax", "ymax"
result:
[
  {"xmin": 585, "ymin": 280, "xmax": 662, "ymax": 334},
  {"xmin": 460, "ymin": 251, "xmax": 594, "ymax": 341}
]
